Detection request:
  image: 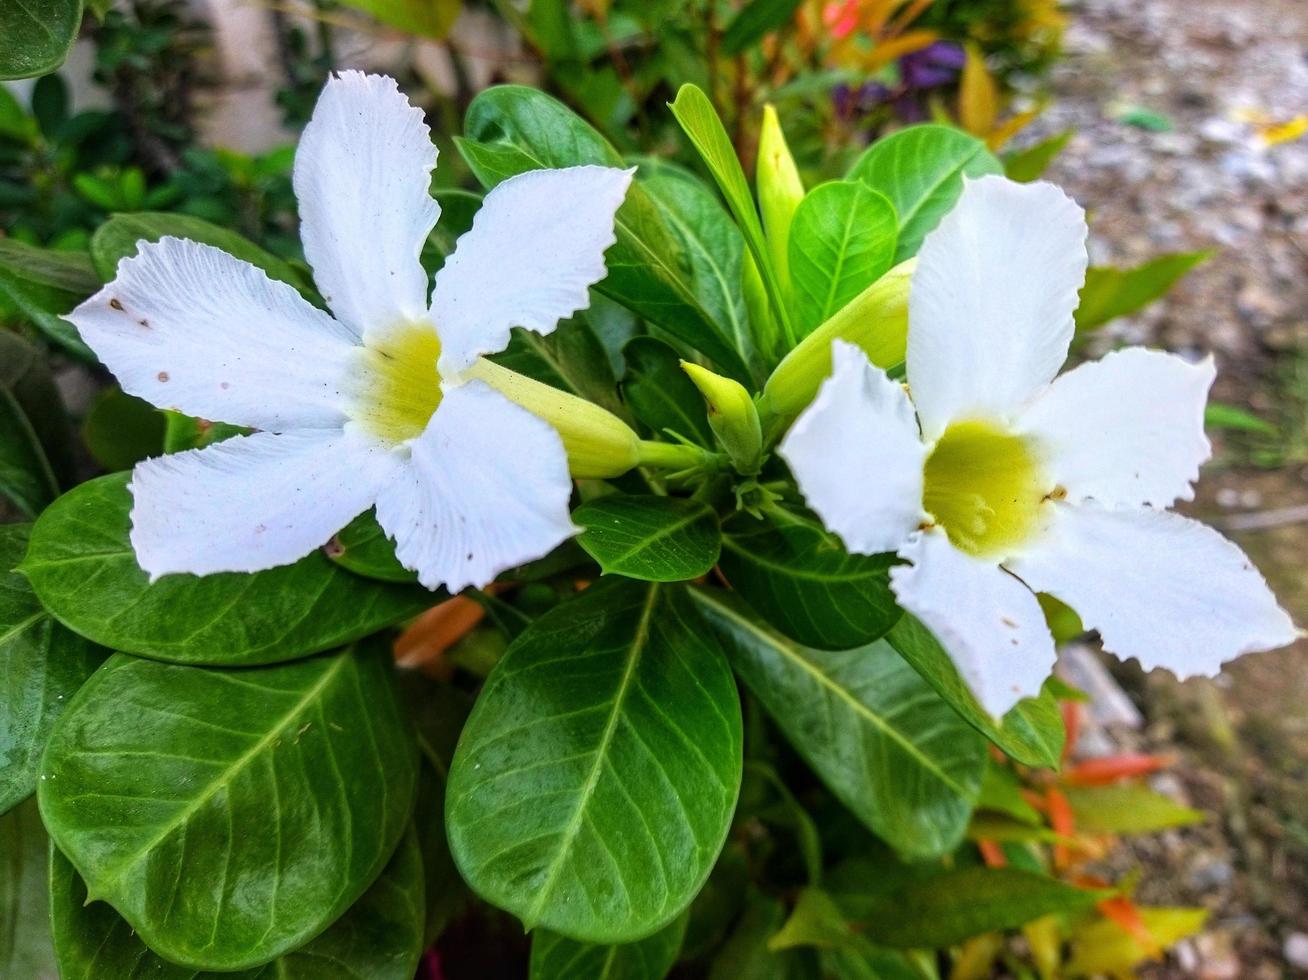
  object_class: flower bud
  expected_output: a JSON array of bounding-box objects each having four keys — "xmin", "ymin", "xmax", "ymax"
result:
[
  {"xmin": 757, "ymin": 104, "xmax": 805, "ymax": 291},
  {"xmin": 681, "ymin": 361, "xmax": 763, "ymax": 475},
  {"xmin": 464, "ymin": 359, "xmax": 642, "ymax": 478},
  {"xmin": 759, "ymin": 258, "xmax": 915, "ymax": 421}
]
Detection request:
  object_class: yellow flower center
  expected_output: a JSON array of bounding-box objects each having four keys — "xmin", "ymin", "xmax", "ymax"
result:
[
  {"xmin": 921, "ymin": 419, "xmax": 1050, "ymax": 559},
  {"xmin": 353, "ymin": 324, "xmax": 443, "ymax": 445}
]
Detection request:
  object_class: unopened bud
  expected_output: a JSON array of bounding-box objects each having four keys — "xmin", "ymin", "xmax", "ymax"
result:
[{"xmin": 681, "ymin": 361, "xmax": 763, "ymax": 475}]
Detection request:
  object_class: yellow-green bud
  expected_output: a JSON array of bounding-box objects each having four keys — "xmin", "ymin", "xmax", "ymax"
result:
[
  {"xmin": 464, "ymin": 359, "xmax": 642, "ymax": 478},
  {"xmin": 757, "ymin": 104, "xmax": 805, "ymax": 294},
  {"xmin": 681, "ymin": 361, "xmax": 763, "ymax": 475},
  {"xmin": 759, "ymin": 258, "xmax": 915, "ymax": 422}
]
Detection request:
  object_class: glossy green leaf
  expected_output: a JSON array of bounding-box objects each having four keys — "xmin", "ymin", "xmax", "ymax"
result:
[
  {"xmin": 455, "ymin": 86, "xmax": 751, "ymax": 380},
  {"xmin": 90, "ymin": 211, "xmax": 309, "ymax": 294},
  {"xmin": 719, "ymin": 507, "xmax": 900, "ymax": 650},
  {"xmin": 886, "ymin": 614, "xmax": 1064, "ymax": 769},
  {"xmin": 850, "ymin": 867, "xmax": 1104, "ymax": 947},
  {"xmin": 1063, "ymin": 784, "xmax": 1203, "ymax": 834},
  {"xmin": 80, "ymin": 387, "xmax": 165, "ymax": 472},
  {"xmin": 39, "ymin": 644, "xmax": 418, "ymax": 970},
  {"xmin": 20, "ymin": 474, "xmax": 432, "ymax": 665},
  {"xmin": 0, "ymin": 0, "xmax": 83, "ymax": 81},
  {"xmin": 0, "ymin": 240, "xmax": 97, "ymax": 358},
  {"xmin": 49, "ymin": 829, "xmax": 426, "ymax": 979},
  {"xmin": 1074, "ymin": 250, "xmax": 1212, "ymax": 332},
  {"xmin": 493, "ymin": 313, "xmax": 628, "ymax": 418},
  {"xmin": 447, "ymin": 579, "xmax": 743, "ymax": 942},
  {"xmin": 621, "ymin": 337, "xmax": 715, "ymax": 447},
  {"xmin": 848, "ymin": 125, "xmax": 1003, "ymax": 262},
  {"xmin": 530, "ymin": 913, "xmax": 687, "ymax": 980},
  {"xmin": 788, "ymin": 181, "xmax": 897, "ymax": 336},
  {"xmin": 0, "ymin": 331, "xmax": 65, "ymax": 517},
  {"xmin": 722, "ymin": 0, "xmax": 803, "ymax": 54},
  {"xmin": 668, "ymin": 84, "xmax": 792, "ymax": 347},
  {"xmin": 1004, "ymin": 130, "xmax": 1074, "ymax": 183},
  {"xmin": 691, "ymin": 589, "xmax": 984, "ymax": 858},
  {"xmin": 0, "ymin": 525, "xmax": 105, "ymax": 816},
  {"xmin": 0, "ymin": 798, "xmax": 58, "ymax": 978},
  {"xmin": 574, "ymin": 495, "xmax": 721, "ymax": 582},
  {"xmin": 326, "ymin": 510, "xmax": 417, "ymax": 584}
]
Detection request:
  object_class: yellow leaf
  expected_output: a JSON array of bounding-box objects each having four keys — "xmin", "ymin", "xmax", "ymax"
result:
[
  {"xmin": 949, "ymin": 933, "xmax": 1004, "ymax": 980},
  {"xmin": 864, "ymin": 29, "xmax": 939, "ymax": 72},
  {"xmin": 959, "ymin": 44, "xmax": 999, "ymax": 138},
  {"xmin": 1066, "ymin": 907, "xmax": 1208, "ymax": 977},
  {"xmin": 987, "ymin": 107, "xmax": 1040, "ymax": 151},
  {"xmin": 1262, "ymin": 115, "xmax": 1308, "ymax": 147}
]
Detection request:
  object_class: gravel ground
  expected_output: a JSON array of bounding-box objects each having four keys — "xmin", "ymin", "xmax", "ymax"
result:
[{"xmin": 1021, "ymin": 0, "xmax": 1308, "ymax": 975}]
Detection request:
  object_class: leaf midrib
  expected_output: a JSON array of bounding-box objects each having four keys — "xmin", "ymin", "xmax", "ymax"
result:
[
  {"xmin": 721, "ymin": 534, "xmax": 884, "ymax": 584},
  {"xmin": 523, "ymin": 583, "xmax": 660, "ymax": 926}
]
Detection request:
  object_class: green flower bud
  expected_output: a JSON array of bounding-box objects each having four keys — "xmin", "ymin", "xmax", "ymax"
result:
[
  {"xmin": 758, "ymin": 258, "xmax": 916, "ymax": 423},
  {"xmin": 681, "ymin": 361, "xmax": 763, "ymax": 475},
  {"xmin": 464, "ymin": 358, "xmax": 642, "ymax": 478},
  {"xmin": 757, "ymin": 104, "xmax": 805, "ymax": 295}
]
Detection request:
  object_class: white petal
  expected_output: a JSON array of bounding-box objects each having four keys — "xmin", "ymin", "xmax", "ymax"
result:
[
  {"xmin": 1016, "ymin": 348, "xmax": 1215, "ymax": 508},
  {"xmin": 70, "ymin": 237, "xmax": 354, "ymax": 431},
  {"xmin": 1007, "ymin": 503, "xmax": 1297, "ymax": 678},
  {"xmin": 907, "ymin": 175, "xmax": 1088, "ymax": 440},
  {"xmin": 374, "ymin": 381, "xmax": 577, "ymax": 592},
  {"xmin": 431, "ymin": 166, "xmax": 633, "ymax": 377},
  {"xmin": 891, "ymin": 530, "xmax": 1058, "ymax": 717},
  {"xmin": 129, "ymin": 429, "xmax": 397, "ymax": 579},
  {"xmin": 779, "ymin": 341, "xmax": 926, "ymax": 555},
  {"xmin": 295, "ymin": 71, "xmax": 439, "ymax": 340}
]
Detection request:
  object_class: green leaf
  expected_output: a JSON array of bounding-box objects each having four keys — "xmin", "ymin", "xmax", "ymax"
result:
[
  {"xmin": 326, "ymin": 510, "xmax": 417, "ymax": 584},
  {"xmin": 0, "ymin": 0, "xmax": 83, "ymax": 80},
  {"xmin": 719, "ymin": 507, "xmax": 900, "ymax": 650},
  {"xmin": 668, "ymin": 84, "xmax": 793, "ymax": 348},
  {"xmin": 39, "ymin": 644, "xmax": 418, "ymax": 971},
  {"xmin": 493, "ymin": 313, "xmax": 628, "ymax": 419},
  {"xmin": 0, "ymin": 240, "xmax": 98, "ymax": 358},
  {"xmin": 447, "ymin": 579, "xmax": 743, "ymax": 942},
  {"xmin": 1063, "ymin": 784, "xmax": 1204, "ymax": 834},
  {"xmin": 1003, "ymin": 130, "xmax": 1074, "ymax": 183},
  {"xmin": 49, "ymin": 828, "xmax": 426, "ymax": 979},
  {"xmin": 976, "ymin": 759, "xmax": 1042, "ymax": 826},
  {"xmin": 335, "ymin": 0, "xmax": 459, "ymax": 39},
  {"xmin": 621, "ymin": 337, "xmax": 716, "ymax": 446},
  {"xmin": 1074, "ymin": 250, "xmax": 1213, "ymax": 332},
  {"xmin": 90, "ymin": 211, "xmax": 310, "ymax": 296},
  {"xmin": 1205, "ymin": 402, "xmax": 1276, "ymax": 436},
  {"xmin": 574, "ymin": 495, "xmax": 721, "ymax": 582},
  {"xmin": 0, "ymin": 798, "xmax": 58, "ymax": 978},
  {"xmin": 768, "ymin": 888, "xmax": 861, "ymax": 952},
  {"xmin": 886, "ymin": 614, "xmax": 1064, "ymax": 769},
  {"xmin": 788, "ymin": 181, "xmax": 897, "ymax": 337},
  {"xmin": 530, "ymin": 913, "xmax": 688, "ymax": 980},
  {"xmin": 848, "ymin": 125, "xmax": 1003, "ymax": 262},
  {"xmin": 0, "ymin": 525, "xmax": 105, "ymax": 816},
  {"xmin": 850, "ymin": 867, "xmax": 1105, "ymax": 947},
  {"xmin": 80, "ymin": 387, "xmax": 165, "ymax": 472},
  {"xmin": 722, "ymin": 0, "xmax": 803, "ymax": 54},
  {"xmin": 691, "ymin": 589, "xmax": 984, "ymax": 858},
  {"xmin": 456, "ymin": 86, "xmax": 751, "ymax": 380},
  {"xmin": 708, "ymin": 892, "xmax": 813, "ymax": 980},
  {"xmin": 21, "ymin": 473, "xmax": 433, "ymax": 665},
  {"xmin": 0, "ymin": 334, "xmax": 62, "ymax": 517},
  {"xmin": 1066, "ymin": 907, "xmax": 1207, "ymax": 976}
]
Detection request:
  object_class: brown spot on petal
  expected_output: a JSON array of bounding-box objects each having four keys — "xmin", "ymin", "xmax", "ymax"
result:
[
  {"xmin": 1001, "ymin": 617, "xmax": 1018, "ymax": 628},
  {"xmin": 157, "ymin": 371, "xmax": 170, "ymax": 382},
  {"xmin": 109, "ymin": 298, "xmax": 124, "ymax": 311}
]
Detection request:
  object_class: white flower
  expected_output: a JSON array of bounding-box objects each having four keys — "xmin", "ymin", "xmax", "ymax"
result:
[
  {"xmin": 68, "ymin": 71, "xmax": 633, "ymax": 593},
  {"xmin": 780, "ymin": 174, "xmax": 1296, "ymax": 717}
]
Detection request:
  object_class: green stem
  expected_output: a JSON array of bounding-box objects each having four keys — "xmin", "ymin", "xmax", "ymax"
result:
[{"xmin": 635, "ymin": 440, "xmax": 711, "ymax": 471}]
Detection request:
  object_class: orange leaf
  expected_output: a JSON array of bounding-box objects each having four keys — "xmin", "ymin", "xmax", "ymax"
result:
[
  {"xmin": 863, "ymin": 29, "xmax": 939, "ymax": 72},
  {"xmin": 395, "ymin": 595, "xmax": 486, "ymax": 676},
  {"xmin": 1063, "ymin": 753, "xmax": 1175, "ymax": 786},
  {"xmin": 1097, "ymin": 894, "xmax": 1159, "ymax": 957},
  {"xmin": 1046, "ymin": 787, "xmax": 1075, "ymax": 869},
  {"xmin": 1061, "ymin": 700, "xmax": 1081, "ymax": 764},
  {"xmin": 976, "ymin": 839, "xmax": 1007, "ymax": 867}
]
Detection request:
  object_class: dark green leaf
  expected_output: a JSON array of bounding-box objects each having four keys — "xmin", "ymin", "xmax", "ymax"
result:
[
  {"xmin": 0, "ymin": 799, "xmax": 57, "ymax": 978},
  {"xmin": 722, "ymin": 0, "xmax": 803, "ymax": 54},
  {"xmin": 0, "ymin": 330, "xmax": 73, "ymax": 494},
  {"xmin": 0, "ymin": 240, "xmax": 97, "ymax": 358},
  {"xmin": 20, "ymin": 474, "xmax": 433, "ymax": 665},
  {"xmin": 0, "ymin": 0, "xmax": 83, "ymax": 80},
  {"xmin": 1003, "ymin": 130, "xmax": 1074, "ymax": 183},
  {"xmin": 1075, "ymin": 251, "xmax": 1212, "ymax": 332},
  {"xmin": 0, "ymin": 331, "xmax": 64, "ymax": 517},
  {"xmin": 849, "ymin": 867, "xmax": 1104, "ymax": 947},
  {"xmin": 48, "ymin": 828, "xmax": 426, "ymax": 979},
  {"xmin": 493, "ymin": 314, "xmax": 628, "ymax": 418},
  {"xmin": 447, "ymin": 579, "xmax": 743, "ymax": 942},
  {"xmin": 690, "ymin": 590, "xmax": 985, "ymax": 859},
  {"xmin": 80, "ymin": 387, "xmax": 165, "ymax": 472},
  {"xmin": 326, "ymin": 510, "xmax": 417, "ymax": 584},
  {"xmin": 574, "ymin": 495, "xmax": 721, "ymax": 582},
  {"xmin": 886, "ymin": 614, "xmax": 1064, "ymax": 769},
  {"xmin": 708, "ymin": 892, "xmax": 814, "ymax": 980},
  {"xmin": 530, "ymin": 913, "xmax": 687, "ymax": 980},
  {"xmin": 456, "ymin": 86, "xmax": 751, "ymax": 380},
  {"xmin": 719, "ymin": 507, "xmax": 900, "ymax": 650},
  {"xmin": 39, "ymin": 644, "xmax": 418, "ymax": 970},
  {"xmin": 768, "ymin": 888, "xmax": 861, "ymax": 952},
  {"xmin": 621, "ymin": 337, "xmax": 715, "ymax": 447},
  {"xmin": 90, "ymin": 212, "xmax": 311, "ymax": 296},
  {"xmin": 0, "ymin": 386, "xmax": 54, "ymax": 520},
  {"xmin": 848, "ymin": 125, "xmax": 1003, "ymax": 262},
  {"xmin": 0, "ymin": 525, "xmax": 105, "ymax": 816},
  {"xmin": 788, "ymin": 181, "xmax": 897, "ymax": 336}
]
